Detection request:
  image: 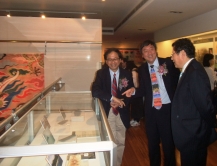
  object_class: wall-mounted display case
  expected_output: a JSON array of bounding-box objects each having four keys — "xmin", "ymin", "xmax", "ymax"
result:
[{"xmin": 0, "ymin": 80, "xmax": 116, "ymax": 166}]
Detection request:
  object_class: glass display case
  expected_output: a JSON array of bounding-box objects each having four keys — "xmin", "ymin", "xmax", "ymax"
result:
[{"xmin": 0, "ymin": 79, "xmax": 116, "ymax": 166}]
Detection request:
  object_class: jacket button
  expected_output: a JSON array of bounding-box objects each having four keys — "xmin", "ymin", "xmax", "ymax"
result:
[{"xmin": 176, "ymin": 115, "xmax": 179, "ymax": 118}]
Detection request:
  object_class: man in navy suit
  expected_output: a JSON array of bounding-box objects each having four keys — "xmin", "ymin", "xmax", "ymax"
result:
[
  {"xmin": 123, "ymin": 40, "xmax": 180, "ymax": 166},
  {"xmin": 91, "ymin": 48, "xmax": 134, "ymax": 166},
  {"xmin": 171, "ymin": 38, "xmax": 217, "ymax": 166}
]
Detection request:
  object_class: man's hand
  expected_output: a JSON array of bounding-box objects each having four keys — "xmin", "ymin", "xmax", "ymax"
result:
[
  {"xmin": 110, "ymin": 101, "xmax": 120, "ymax": 108},
  {"xmin": 112, "ymin": 96, "xmax": 125, "ymax": 108},
  {"xmin": 122, "ymin": 87, "xmax": 135, "ymax": 97}
]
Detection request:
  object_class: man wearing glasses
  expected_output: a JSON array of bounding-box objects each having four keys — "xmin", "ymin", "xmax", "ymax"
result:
[
  {"xmin": 91, "ymin": 48, "xmax": 134, "ymax": 166},
  {"xmin": 171, "ymin": 38, "xmax": 217, "ymax": 166}
]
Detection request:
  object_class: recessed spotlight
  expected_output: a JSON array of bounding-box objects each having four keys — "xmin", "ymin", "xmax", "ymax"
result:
[
  {"xmin": 138, "ymin": 28, "xmax": 146, "ymax": 31},
  {"xmin": 41, "ymin": 14, "xmax": 46, "ymax": 19},
  {"xmin": 7, "ymin": 11, "xmax": 11, "ymax": 17},
  {"xmin": 169, "ymin": 11, "xmax": 183, "ymax": 14},
  {"xmin": 82, "ymin": 16, "xmax": 86, "ymax": 20}
]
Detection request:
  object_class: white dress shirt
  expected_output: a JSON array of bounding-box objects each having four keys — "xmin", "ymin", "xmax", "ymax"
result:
[
  {"xmin": 149, "ymin": 58, "xmax": 171, "ymax": 105},
  {"xmin": 109, "ymin": 68, "xmax": 119, "ymax": 87},
  {"xmin": 204, "ymin": 66, "xmax": 216, "ymax": 90},
  {"xmin": 109, "ymin": 68, "xmax": 120, "ymax": 100}
]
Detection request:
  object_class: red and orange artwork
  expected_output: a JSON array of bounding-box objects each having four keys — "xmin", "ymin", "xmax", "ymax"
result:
[{"xmin": 0, "ymin": 53, "xmax": 44, "ymax": 119}]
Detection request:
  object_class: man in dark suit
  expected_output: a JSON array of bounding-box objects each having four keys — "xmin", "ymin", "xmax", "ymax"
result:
[
  {"xmin": 91, "ymin": 48, "xmax": 134, "ymax": 166},
  {"xmin": 171, "ymin": 38, "xmax": 217, "ymax": 166},
  {"xmin": 128, "ymin": 52, "xmax": 145, "ymax": 126},
  {"xmin": 123, "ymin": 40, "xmax": 180, "ymax": 166},
  {"xmin": 120, "ymin": 58, "xmax": 131, "ymax": 71}
]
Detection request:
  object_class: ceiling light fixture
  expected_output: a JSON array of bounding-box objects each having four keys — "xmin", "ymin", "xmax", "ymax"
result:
[
  {"xmin": 41, "ymin": 14, "xmax": 46, "ymax": 19},
  {"xmin": 81, "ymin": 16, "xmax": 86, "ymax": 20},
  {"xmin": 169, "ymin": 11, "xmax": 183, "ymax": 14},
  {"xmin": 6, "ymin": 11, "xmax": 11, "ymax": 17},
  {"xmin": 0, "ymin": 9, "xmax": 97, "ymax": 17},
  {"xmin": 138, "ymin": 28, "xmax": 146, "ymax": 31},
  {"xmin": 86, "ymin": 55, "xmax": 90, "ymax": 60}
]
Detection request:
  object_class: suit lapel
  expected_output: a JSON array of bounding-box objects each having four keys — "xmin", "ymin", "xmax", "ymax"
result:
[
  {"xmin": 118, "ymin": 68, "xmax": 124, "ymax": 94},
  {"xmin": 176, "ymin": 59, "xmax": 194, "ymax": 91},
  {"xmin": 105, "ymin": 68, "xmax": 112, "ymax": 95},
  {"xmin": 145, "ymin": 62, "xmax": 151, "ymax": 81},
  {"xmin": 178, "ymin": 71, "xmax": 185, "ymax": 86}
]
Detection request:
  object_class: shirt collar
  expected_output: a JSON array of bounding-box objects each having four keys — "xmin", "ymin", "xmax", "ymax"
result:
[
  {"xmin": 182, "ymin": 58, "xmax": 194, "ymax": 73},
  {"xmin": 109, "ymin": 68, "xmax": 120, "ymax": 75},
  {"xmin": 148, "ymin": 58, "xmax": 159, "ymax": 68}
]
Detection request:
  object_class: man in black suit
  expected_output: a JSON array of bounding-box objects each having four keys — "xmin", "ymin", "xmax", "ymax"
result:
[
  {"xmin": 171, "ymin": 38, "xmax": 217, "ymax": 166},
  {"xmin": 129, "ymin": 52, "xmax": 145, "ymax": 126},
  {"xmin": 123, "ymin": 40, "xmax": 180, "ymax": 166},
  {"xmin": 120, "ymin": 58, "xmax": 131, "ymax": 71},
  {"xmin": 91, "ymin": 48, "xmax": 134, "ymax": 166}
]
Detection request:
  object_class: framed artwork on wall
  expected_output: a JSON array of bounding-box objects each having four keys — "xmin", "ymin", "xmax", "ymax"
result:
[
  {"xmin": 209, "ymin": 48, "xmax": 213, "ymax": 54},
  {"xmin": 105, "ymin": 48, "xmax": 139, "ymax": 61}
]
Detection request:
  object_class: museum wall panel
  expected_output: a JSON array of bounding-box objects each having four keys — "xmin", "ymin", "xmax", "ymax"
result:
[{"xmin": 0, "ymin": 16, "xmax": 102, "ymax": 91}]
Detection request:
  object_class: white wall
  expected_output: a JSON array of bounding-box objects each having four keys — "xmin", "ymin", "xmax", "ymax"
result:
[
  {"xmin": 0, "ymin": 16, "xmax": 102, "ymax": 91},
  {"xmin": 155, "ymin": 9, "xmax": 217, "ymax": 42},
  {"xmin": 156, "ymin": 40, "xmax": 175, "ymax": 58}
]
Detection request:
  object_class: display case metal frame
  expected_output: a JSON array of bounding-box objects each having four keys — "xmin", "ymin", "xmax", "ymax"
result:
[{"xmin": 0, "ymin": 79, "xmax": 117, "ymax": 166}]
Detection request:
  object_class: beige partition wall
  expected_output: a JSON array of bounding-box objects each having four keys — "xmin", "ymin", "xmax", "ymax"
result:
[{"xmin": 0, "ymin": 16, "xmax": 102, "ymax": 91}]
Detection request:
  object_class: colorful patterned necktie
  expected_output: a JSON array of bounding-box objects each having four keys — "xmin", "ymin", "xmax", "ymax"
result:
[
  {"xmin": 150, "ymin": 65, "xmax": 162, "ymax": 109},
  {"xmin": 112, "ymin": 73, "xmax": 119, "ymax": 115}
]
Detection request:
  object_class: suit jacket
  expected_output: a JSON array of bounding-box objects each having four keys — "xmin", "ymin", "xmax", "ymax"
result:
[
  {"xmin": 171, "ymin": 59, "xmax": 217, "ymax": 151},
  {"xmin": 136, "ymin": 57, "xmax": 180, "ymax": 122},
  {"xmin": 91, "ymin": 67, "xmax": 134, "ymax": 128}
]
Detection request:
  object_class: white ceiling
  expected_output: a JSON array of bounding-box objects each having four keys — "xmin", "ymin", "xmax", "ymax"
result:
[{"xmin": 1, "ymin": 0, "xmax": 217, "ymax": 43}]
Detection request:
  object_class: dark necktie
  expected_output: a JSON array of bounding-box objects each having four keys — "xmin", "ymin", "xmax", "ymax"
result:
[
  {"xmin": 112, "ymin": 73, "xmax": 118, "ymax": 115},
  {"xmin": 150, "ymin": 65, "xmax": 162, "ymax": 109}
]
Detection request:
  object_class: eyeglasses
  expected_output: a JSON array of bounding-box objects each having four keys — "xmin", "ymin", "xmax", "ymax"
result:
[
  {"xmin": 106, "ymin": 58, "xmax": 120, "ymax": 62},
  {"xmin": 171, "ymin": 52, "xmax": 176, "ymax": 57}
]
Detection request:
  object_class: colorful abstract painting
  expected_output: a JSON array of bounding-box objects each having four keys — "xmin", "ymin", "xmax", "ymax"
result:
[{"xmin": 0, "ymin": 53, "xmax": 44, "ymax": 119}]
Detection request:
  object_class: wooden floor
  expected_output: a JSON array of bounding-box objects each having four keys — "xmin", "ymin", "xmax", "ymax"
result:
[{"xmin": 121, "ymin": 119, "xmax": 217, "ymax": 166}]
